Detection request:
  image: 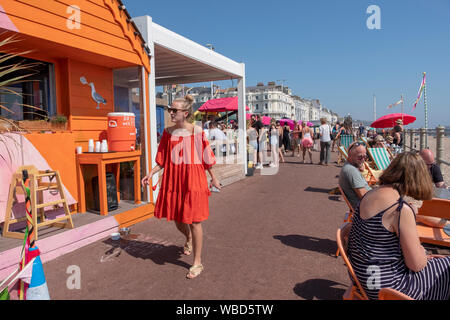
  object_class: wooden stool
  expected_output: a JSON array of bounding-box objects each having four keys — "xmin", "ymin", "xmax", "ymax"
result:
[{"xmin": 2, "ymin": 165, "xmax": 74, "ymax": 241}]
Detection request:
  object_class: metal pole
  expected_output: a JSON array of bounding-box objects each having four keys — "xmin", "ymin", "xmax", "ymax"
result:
[
  {"xmin": 419, "ymin": 127, "xmax": 425, "ymax": 151},
  {"xmin": 409, "ymin": 129, "xmax": 413, "ymax": 151},
  {"xmin": 436, "ymin": 126, "xmax": 444, "ymax": 170},
  {"xmin": 373, "ymin": 94, "xmax": 376, "ymax": 121},
  {"xmin": 423, "ymin": 72, "xmax": 428, "ymax": 148}
]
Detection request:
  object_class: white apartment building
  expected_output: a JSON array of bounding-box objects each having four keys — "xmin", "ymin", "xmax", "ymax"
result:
[{"xmin": 162, "ymin": 82, "xmax": 340, "ymax": 122}]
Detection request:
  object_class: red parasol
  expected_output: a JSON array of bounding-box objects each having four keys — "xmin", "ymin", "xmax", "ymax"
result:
[
  {"xmin": 198, "ymin": 97, "xmax": 249, "ymax": 112},
  {"xmin": 370, "ymin": 113, "xmax": 416, "ymax": 128}
]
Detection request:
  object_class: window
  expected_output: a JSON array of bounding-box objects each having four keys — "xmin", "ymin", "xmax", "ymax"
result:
[
  {"xmin": 255, "ymin": 96, "xmax": 259, "ymax": 100},
  {"xmin": 265, "ymin": 103, "xmax": 268, "ymax": 109},
  {"xmin": 255, "ymin": 103, "xmax": 259, "ymax": 110},
  {"xmin": 0, "ymin": 55, "xmax": 56, "ymax": 120},
  {"xmin": 265, "ymin": 95, "xmax": 268, "ymax": 99}
]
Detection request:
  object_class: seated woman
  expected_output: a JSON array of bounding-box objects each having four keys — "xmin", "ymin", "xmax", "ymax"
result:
[{"xmin": 347, "ymin": 152, "xmax": 450, "ymax": 300}]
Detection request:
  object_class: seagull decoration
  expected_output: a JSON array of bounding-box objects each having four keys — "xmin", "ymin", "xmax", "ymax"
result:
[{"xmin": 80, "ymin": 76, "xmax": 107, "ymax": 109}]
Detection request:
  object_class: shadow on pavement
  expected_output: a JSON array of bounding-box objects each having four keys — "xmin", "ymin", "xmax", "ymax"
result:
[
  {"xmin": 293, "ymin": 279, "xmax": 347, "ymax": 300},
  {"xmin": 273, "ymin": 234, "xmax": 337, "ymax": 256},
  {"xmin": 304, "ymin": 186, "xmax": 334, "ymax": 194},
  {"xmin": 102, "ymin": 238, "xmax": 191, "ymax": 269},
  {"xmin": 328, "ymin": 195, "xmax": 341, "ymax": 202}
]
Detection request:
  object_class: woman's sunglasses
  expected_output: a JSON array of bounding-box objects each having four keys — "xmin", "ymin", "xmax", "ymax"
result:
[{"xmin": 166, "ymin": 107, "xmax": 185, "ymax": 114}]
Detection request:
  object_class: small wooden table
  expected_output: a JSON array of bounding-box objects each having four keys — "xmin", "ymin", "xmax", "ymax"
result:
[{"xmin": 76, "ymin": 150, "xmax": 141, "ymax": 215}]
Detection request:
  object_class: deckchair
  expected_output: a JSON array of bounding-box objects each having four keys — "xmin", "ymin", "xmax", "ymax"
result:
[
  {"xmin": 378, "ymin": 288, "xmax": 414, "ymax": 300},
  {"xmin": 335, "ymin": 186, "xmax": 355, "ymax": 257},
  {"xmin": 336, "ymin": 223, "xmax": 369, "ymax": 300},
  {"xmin": 340, "ymin": 134, "xmax": 354, "ymax": 151},
  {"xmin": 416, "ymin": 198, "xmax": 450, "ymax": 248},
  {"xmin": 367, "ymin": 147, "xmax": 391, "ymax": 171},
  {"xmin": 0, "ymin": 257, "xmax": 36, "ymax": 299},
  {"xmin": 360, "ymin": 136, "xmax": 369, "ymax": 145}
]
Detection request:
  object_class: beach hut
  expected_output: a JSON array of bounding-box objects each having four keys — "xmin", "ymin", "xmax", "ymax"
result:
[{"xmin": 0, "ymin": 0, "xmax": 155, "ymax": 280}]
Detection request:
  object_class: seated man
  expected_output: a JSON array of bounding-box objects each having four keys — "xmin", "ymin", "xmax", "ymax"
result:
[
  {"xmin": 419, "ymin": 149, "xmax": 447, "ymax": 188},
  {"xmin": 339, "ymin": 142, "xmax": 372, "ymax": 209},
  {"xmin": 416, "ymin": 149, "xmax": 449, "ymax": 228}
]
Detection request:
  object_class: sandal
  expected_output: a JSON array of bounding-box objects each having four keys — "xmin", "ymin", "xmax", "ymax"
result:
[
  {"xmin": 186, "ymin": 264, "xmax": 203, "ymax": 279},
  {"xmin": 183, "ymin": 242, "xmax": 192, "ymax": 256}
]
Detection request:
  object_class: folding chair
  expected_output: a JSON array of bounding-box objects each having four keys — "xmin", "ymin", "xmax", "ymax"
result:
[
  {"xmin": 378, "ymin": 288, "xmax": 414, "ymax": 300},
  {"xmin": 360, "ymin": 136, "xmax": 369, "ymax": 145},
  {"xmin": 335, "ymin": 186, "xmax": 355, "ymax": 257},
  {"xmin": 336, "ymin": 222, "xmax": 369, "ymax": 300},
  {"xmin": 340, "ymin": 134, "xmax": 354, "ymax": 151},
  {"xmin": 367, "ymin": 147, "xmax": 391, "ymax": 171},
  {"xmin": 416, "ymin": 198, "xmax": 450, "ymax": 248}
]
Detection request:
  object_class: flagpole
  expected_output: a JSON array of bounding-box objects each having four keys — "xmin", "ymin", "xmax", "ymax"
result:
[
  {"xmin": 423, "ymin": 72, "xmax": 428, "ymax": 148},
  {"xmin": 401, "ymin": 94, "xmax": 404, "ymax": 123}
]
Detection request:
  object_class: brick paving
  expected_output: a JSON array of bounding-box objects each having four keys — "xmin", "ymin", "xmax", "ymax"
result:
[{"xmin": 43, "ymin": 150, "xmax": 351, "ymax": 300}]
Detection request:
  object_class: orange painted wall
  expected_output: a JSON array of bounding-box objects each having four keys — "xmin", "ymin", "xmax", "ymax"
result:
[
  {"xmin": 68, "ymin": 59, "xmax": 114, "ymax": 150},
  {"xmin": 0, "ymin": 0, "xmax": 150, "ymax": 71},
  {"xmin": 25, "ymin": 132, "xmax": 78, "ymax": 201}
]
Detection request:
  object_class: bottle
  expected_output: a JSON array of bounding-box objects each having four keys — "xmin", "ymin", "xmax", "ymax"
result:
[
  {"xmin": 95, "ymin": 141, "xmax": 101, "ymax": 152},
  {"xmin": 101, "ymin": 140, "xmax": 108, "ymax": 153},
  {"xmin": 88, "ymin": 139, "xmax": 94, "ymax": 152}
]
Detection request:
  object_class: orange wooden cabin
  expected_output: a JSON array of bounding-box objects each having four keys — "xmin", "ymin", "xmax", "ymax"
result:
[{"xmin": 0, "ymin": 0, "xmax": 155, "ymax": 226}]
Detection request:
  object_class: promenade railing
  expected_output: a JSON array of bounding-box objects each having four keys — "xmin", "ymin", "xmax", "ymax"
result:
[{"xmin": 404, "ymin": 126, "xmax": 450, "ymax": 170}]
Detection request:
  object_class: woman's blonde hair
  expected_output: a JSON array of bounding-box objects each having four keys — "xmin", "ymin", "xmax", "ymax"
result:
[
  {"xmin": 173, "ymin": 94, "xmax": 195, "ymax": 122},
  {"xmin": 379, "ymin": 151, "xmax": 433, "ymax": 200}
]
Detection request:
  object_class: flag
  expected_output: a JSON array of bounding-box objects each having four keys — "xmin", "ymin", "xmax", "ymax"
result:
[
  {"xmin": 412, "ymin": 73, "xmax": 426, "ymax": 110},
  {"xmin": 387, "ymin": 98, "xmax": 403, "ymax": 109}
]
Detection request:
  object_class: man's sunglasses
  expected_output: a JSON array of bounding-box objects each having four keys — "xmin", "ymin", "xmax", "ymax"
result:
[{"xmin": 348, "ymin": 141, "xmax": 366, "ymax": 152}]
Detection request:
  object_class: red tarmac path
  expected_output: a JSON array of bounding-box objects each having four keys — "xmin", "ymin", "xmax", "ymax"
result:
[{"xmin": 44, "ymin": 151, "xmax": 351, "ymax": 300}]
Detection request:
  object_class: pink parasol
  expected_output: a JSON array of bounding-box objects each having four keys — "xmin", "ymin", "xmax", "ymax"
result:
[{"xmin": 370, "ymin": 113, "xmax": 416, "ymax": 128}]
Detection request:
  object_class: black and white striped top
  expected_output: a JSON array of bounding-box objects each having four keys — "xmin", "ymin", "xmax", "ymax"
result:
[{"xmin": 347, "ymin": 194, "xmax": 450, "ymax": 300}]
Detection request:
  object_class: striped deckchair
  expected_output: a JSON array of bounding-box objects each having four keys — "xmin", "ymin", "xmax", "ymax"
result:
[
  {"xmin": 368, "ymin": 147, "xmax": 391, "ymax": 171},
  {"xmin": 338, "ymin": 145, "xmax": 348, "ymax": 160},
  {"xmin": 360, "ymin": 136, "xmax": 369, "ymax": 145},
  {"xmin": 340, "ymin": 134, "xmax": 354, "ymax": 151}
]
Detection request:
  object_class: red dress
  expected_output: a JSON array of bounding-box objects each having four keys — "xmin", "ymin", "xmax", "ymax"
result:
[{"xmin": 154, "ymin": 128, "xmax": 216, "ymax": 224}]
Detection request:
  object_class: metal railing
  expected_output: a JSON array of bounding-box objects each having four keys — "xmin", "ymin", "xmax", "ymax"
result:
[{"xmin": 404, "ymin": 126, "xmax": 449, "ymax": 169}]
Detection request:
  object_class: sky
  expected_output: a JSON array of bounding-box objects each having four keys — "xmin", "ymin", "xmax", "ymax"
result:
[{"xmin": 125, "ymin": 0, "xmax": 450, "ymax": 127}]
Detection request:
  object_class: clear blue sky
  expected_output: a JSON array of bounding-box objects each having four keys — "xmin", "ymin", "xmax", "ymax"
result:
[{"xmin": 125, "ymin": 0, "xmax": 450, "ymax": 127}]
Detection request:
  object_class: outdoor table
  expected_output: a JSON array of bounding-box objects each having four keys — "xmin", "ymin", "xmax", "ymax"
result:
[
  {"xmin": 434, "ymin": 187, "xmax": 450, "ymax": 200},
  {"xmin": 76, "ymin": 150, "xmax": 141, "ymax": 215}
]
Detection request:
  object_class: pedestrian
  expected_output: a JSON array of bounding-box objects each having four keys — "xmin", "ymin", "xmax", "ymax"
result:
[
  {"xmin": 331, "ymin": 122, "xmax": 340, "ymax": 152},
  {"xmin": 290, "ymin": 121, "xmax": 302, "ymax": 157},
  {"xmin": 301, "ymin": 121, "xmax": 314, "ymax": 164},
  {"xmin": 318, "ymin": 118, "xmax": 332, "ymax": 165},
  {"xmin": 276, "ymin": 120, "xmax": 285, "ymax": 162},
  {"xmin": 269, "ymin": 123, "xmax": 280, "ymax": 167},
  {"xmin": 247, "ymin": 120, "xmax": 259, "ymax": 167},
  {"xmin": 282, "ymin": 122, "xmax": 291, "ymax": 154},
  {"xmin": 141, "ymin": 95, "xmax": 221, "ymax": 279}
]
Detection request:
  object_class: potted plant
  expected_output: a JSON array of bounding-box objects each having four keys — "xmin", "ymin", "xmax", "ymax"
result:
[{"xmin": 49, "ymin": 114, "xmax": 68, "ymax": 131}]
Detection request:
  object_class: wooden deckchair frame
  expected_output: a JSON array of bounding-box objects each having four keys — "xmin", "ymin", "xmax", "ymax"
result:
[{"xmin": 336, "ymin": 223, "xmax": 369, "ymax": 300}]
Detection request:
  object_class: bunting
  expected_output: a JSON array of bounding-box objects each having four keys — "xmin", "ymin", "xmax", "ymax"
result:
[
  {"xmin": 412, "ymin": 73, "xmax": 426, "ymax": 110},
  {"xmin": 387, "ymin": 98, "xmax": 403, "ymax": 109}
]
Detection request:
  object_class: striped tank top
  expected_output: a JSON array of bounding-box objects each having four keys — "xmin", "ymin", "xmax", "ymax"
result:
[{"xmin": 347, "ymin": 194, "xmax": 450, "ymax": 300}]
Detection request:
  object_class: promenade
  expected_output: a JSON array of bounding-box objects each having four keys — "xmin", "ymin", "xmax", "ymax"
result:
[{"xmin": 44, "ymin": 151, "xmax": 351, "ymax": 300}]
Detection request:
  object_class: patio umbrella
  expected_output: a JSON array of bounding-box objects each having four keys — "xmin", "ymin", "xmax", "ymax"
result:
[
  {"xmin": 198, "ymin": 97, "xmax": 249, "ymax": 112},
  {"xmin": 370, "ymin": 113, "xmax": 416, "ymax": 128},
  {"xmin": 279, "ymin": 119, "xmax": 295, "ymax": 130}
]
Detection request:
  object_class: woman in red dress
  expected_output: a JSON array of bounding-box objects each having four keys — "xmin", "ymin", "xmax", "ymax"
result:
[{"xmin": 141, "ymin": 95, "xmax": 221, "ymax": 279}]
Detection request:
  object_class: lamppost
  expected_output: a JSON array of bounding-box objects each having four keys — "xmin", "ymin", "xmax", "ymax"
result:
[{"xmin": 206, "ymin": 44, "xmax": 215, "ymax": 99}]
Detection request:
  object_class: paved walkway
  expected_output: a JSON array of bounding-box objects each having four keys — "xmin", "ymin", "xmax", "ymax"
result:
[{"xmin": 44, "ymin": 150, "xmax": 351, "ymax": 300}]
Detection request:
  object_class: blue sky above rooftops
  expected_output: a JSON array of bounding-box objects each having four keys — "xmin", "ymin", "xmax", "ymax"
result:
[{"xmin": 125, "ymin": 0, "xmax": 450, "ymax": 127}]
